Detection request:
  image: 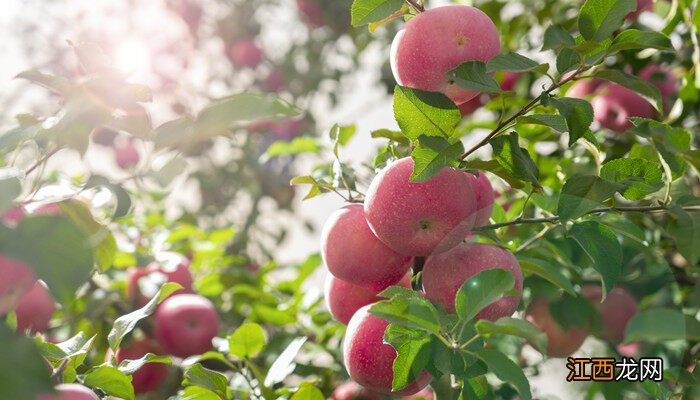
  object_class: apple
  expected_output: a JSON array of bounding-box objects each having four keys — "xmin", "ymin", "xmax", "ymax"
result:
[
  {"xmin": 91, "ymin": 127, "xmax": 118, "ymax": 147},
  {"xmin": 169, "ymin": 0, "xmax": 203, "ymax": 34},
  {"xmin": 127, "ymin": 255, "xmax": 193, "ymax": 306},
  {"xmin": 37, "ymin": 384, "xmax": 99, "ymax": 400},
  {"xmin": 154, "ymin": 293, "xmax": 220, "ymax": 358},
  {"xmin": 330, "ymin": 382, "xmax": 385, "ymax": 400},
  {"xmin": 296, "ymin": 0, "xmax": 324, "ymax": 28},
  {"xmin": 390, "ymin": 5, "xmax": 500, "ymax": 105},
  {"xmin": 500, "ymin": 72, "xmax": 522, "ymax": 92},
  {"xmin": 627, "ymin": 0, "xmax": 653, "ymax": 19},
  {"xmin": 590, "ymin": 83, "xmax": 657, "ymax": 133},
  {"xmin": 463, "ymin": 171, "xmax": 494, "ymax": 227},
  {"xmin": 422, "ymin": 243, "xmax": 523, "ymax": 318},
  {"xmin": 264, "ymin": 69, "xmax": 286, "ymax": 93},
  {"xmin": 229, "ymin": 39, "xmax": 264, "ymax": 69},
  {"xmin": 640, "ymin": 64, "xmax": 678, "ymax": 110},
  {"xmin": 115, "ymin": 339, "xmax": 168, "ymax": 394},
  {"xmin": 524, "ymin": 297, "xmax": 589, "ymax": 358},
  {"xmin": 0, "ymin": 256, "xmax": 37, "ymax": 315},
  {"xmin": 582, "ymin": 285, "xmax": 639, "ymax": 344},
  {"xmin": 114, "ymin": 141, "xmax": 140, "ymax": 169},
  {"xmin": 364, "ymin": 157, "xmax": 477, "ymax": 256},
  {"xmin": 1, "ymin": 206, "xmax": 27, "ymax": 226},
  {"xmin": 269, "ymin": 119, "xmax": 305, "ymax": 141},
  {"xmin": 325, "ymin": 273, "xmax": 411, "ymax": 325},
  {"xmin": 15, "ymin": 281, "xmax": 55, "ymax": 334},
  {"xmin": 458, "ymin": 95, "xmax": 485, "ymax": 117},
  {"xmin": 322, "ymin": 204, "xmax": 413, "ymax": 290},
  {"xmin": 566, "ymin": 78, "xmax": 605, "ymax": 99},
  {"xmin": 617, "ymin": 341, "xmax": 641, "ymax": 357},
  {"xmin": 343, "ymin": 305, "xmax": 432, "ymax": 395},
  {"xmin": 32, "ymin": 203, "xmax": 62, "ymax": 215}
]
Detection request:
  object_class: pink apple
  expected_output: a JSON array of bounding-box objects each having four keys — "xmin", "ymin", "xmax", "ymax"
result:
[
  {"xmin": 32, "ymin": 203, "xmax": 62, "ymax": 215},
  {"xmin": 322, "ymin": 204, "xmax": 412, "ymax": 290},
  {"xmin": 617, "ymin": 341, "xmax": 641, "ymax": 357},
  {"xmin": 229, "ymin": 39, "xmax": 264, "ymax": 69},
  {"xmin": 566, "ymin": 78, "xmax": 605, "ymax": 99},
  {"xmin": 582, "ymin": 285, "xmax": 639, "ymax": 344},
  {"xmin": 500, "ymin": 72, "xmax": 522, "ymax": 92},
  {"xmin": 458, "ymin": 95, "xmax": 485, "ymax": 117},
  {"xmin": 590, "ymin": 83, "xmax": 657, "ymax": 133},
  {"xmin": 127, "ymin": 254, "xmax": 193, "ymax": 306},
  {"xmin": 422, "ymin": 243, "xmax": 522, "ymax": 318},
  {"xmin": 464, "ymin": 171, "xmax": 495, "ymax": 227},
  {"xmin": 640, "ymin": 64, "xmax": 678, "ymax": 111},
  {"xmin": 343, "ymin": 305, "xmax": 432, "ymax": 395},
  {"xmin": 0, "ymin": 256, "xmax": 37, "ymax": 315},
  {"xmin": 269, "ymin": 119, "xmax": 304, "ymax": 141},
  {"xmin": 15, "ymin": 281, "xmax": 55, "ymax": 334},
  {"xmin": 154, "ymin": 294, "xmax": 219, "ymax": 358},
  {"xmin": 114, "ymin": 142, "xmax": 140, "ymax": 169},
  {"xmin": 264, "ymin": 69, "xmax": 286, "ymax": 93},
  {"xmin": 524, "ymin": 297, "xmax": 589, "ymax": 358},
  {"xmin": 1, "ymin": 207, "xmax": 27, "ymax": 226},
  {"xmin": 330, "ymin": 382, "xmax": 385, "ymax": 400},
  {"xmin": 37, "ymin": 384, "xmax": 99, "ymax": 400},
  {"xmin": 364, "ymin": 157, "xmax": 477, "ymax": 256},
  {"xmin": 390, "ymin": 5, "xmax": 500, "ymax": 105},
  {"xmin": 295, "ymin": 0, "xmax": 324, "ymax": 28},
  {"xmin": 325, "ymin": 273, "xmax": 410, "ymax": 325},
  {"xmin": 115, "ymin": 339, "xmax": 168, "ymax": 394}
]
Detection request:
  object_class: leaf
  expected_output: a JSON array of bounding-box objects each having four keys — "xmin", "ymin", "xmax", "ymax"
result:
[
  {"xmin": 568, "ymin": 221, "xmax": 622, "ymax": 296},
  {"xmin": 542, "ymin": 25, "xmax": 576, "ymax": 51},
  {"xmin": 517, "ymin": 256, "xmax": 576, "ymax": 296},
  {"xmin": 609, "ymin": 29, "xmax": 674, "ymax": 52},
  {"xmin": 517, "ymin": 114, "xmax": 568, "ymax": 133},
  {"xmin": 461, "ymin": 159, "xmax": 525, "ymax": 190},
  {"xmin": 624, "ymin": 308, "xmax": 688, "ymax": 343},
  {"xmin": 0, "ymin": 324, "xmax": 53, "ymax": 399},
  {"xmin": 262, "ymin": 137, "xmax": 320, "ymax": 161},
  {"xmin": 446, "ymin": 62, "xmax": 502, "ymax": 93},
  {"xmin": 384, "ymin": 324, "xmax": 432, "ymax": 391},
  {"xmin": 56, "ymin": 200, "xmax": 117, "ymax": 271},
  {"xmin": 557, "ymin": 174, "xmax": 621, "ymax": 221},
  {"xmin": 329, "ymin": 124, "xmax": 356, "ymax": 157},
  {"xmin": 490, "ymin": 132, "xmax": 541, "ymax": 188},
  {"xmin": 556, "ymin": 48, "xmax": 580, "ymax": 75},
  {"xmin": 15, "ymin": 69, "xmax": 72, "ymax": 95},
  {"xmin": 410, "ymin": 135, "xmax": 464, "ymax": 182},
  {"xmin": 84, "ymin": 175, "xmax": 132, "ymax": 219},
  {"xmin": 0, "ymin": 168, "xmax": 22, "ymax": 213},
  {"xmin": 549, "ymin": 295, "xmax": 596, "ymax": 330},
  {"xmin": 264, "ymin": 337, "xmax": 307, "ymax": 387},
  {"xmin": 371, "ymin": 287, "xmax": 441, "ymax": 334},
  {"xmin": 393, "ymin": 86, "xmax": 460, "ymax": 140},
  {"xmin": 290, "ymin": 382, "xmax": 324, "ymax": 400},
  {"xmin": 486, "ymin": 53, "xmax": 548, "ymax": 74},
  {"xmin": 548, "ymin": 97, "xmax": 594, "ymax": 145},
  {"xmin": 600, "ymin": 158, "xmax": 664, "ymax": 200},
  {"xmin": 184, "ymin": 363, "xmax": 230, "ymax": 399},
  {"xmin": 578, "ymin": 0, "xmax": 637, "ymax": 41},
  {"xmin": 350, "ymin": 0, "xmax": 404, "ymax": 26},
  {"xmin": 107, "ymin": 283, "xmax": 183, "ymax": 350},
  {"xmin": 666, "ymin": 206, "xmax": 700, "ymax": 266},
  {"xmin": 371, "ymin": 129, "xmax": 411, "ymax": 145},
  {"xmin": 228, "ymin": 323, "xmax": 266, "ymax": 359},
  {"xmin": 118, "ymin": 353, "xmax": 172, "ymax": 375},
  {"xmin": 629, "ymin": 118, "xmax": 691, "ymax": 179},
  {"xmin": 476, "ymin": 317, "xmax": 547, "ymax": 354},
  {"xmin": 455, "ymin": 269, "xmax": 515, "ymax": 322},
  {"xmin": 475, "ymin": 349, "xmax": 531, "ymax": 400},
  {"xmin": 593, "ymin": 69, "xmax": 663, "ymax": 111},
  {"xmin": 83, "ymin": 365, "xmax": 134, "ymax": 400}
]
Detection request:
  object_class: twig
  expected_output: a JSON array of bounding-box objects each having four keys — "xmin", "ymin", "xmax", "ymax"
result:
[
  {"xmin": 26, "ymin": 147, "xmax": 61, "ymax": 175},
  {"xmin": 515, "ymin": 225, "xmax": 554, "ymax": 253},
  {"xmin": 405, "ymin": 0, "xmax": 425, "ymax": 12}
]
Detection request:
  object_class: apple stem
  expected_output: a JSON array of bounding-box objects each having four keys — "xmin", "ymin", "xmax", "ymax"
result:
[
  {"xmin": 405, "ymin": 0, "xmax": 425, "ymax": 13},
  {"xmin": 412, "ymin": 256, "xmax": 426, "ymax": 275}
]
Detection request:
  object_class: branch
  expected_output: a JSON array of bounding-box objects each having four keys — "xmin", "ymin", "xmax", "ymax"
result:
[
  {"xmin": 405, "ymin": 0, "xmax": 424, "ymax": 12},
  {"xmin": 25, "ymin": 147, "xmax": 61, "ymax": 175}
]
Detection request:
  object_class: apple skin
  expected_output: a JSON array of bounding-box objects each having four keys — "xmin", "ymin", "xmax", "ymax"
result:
[
  {"xmin": 364, "ymin": 157, "xmax": 478, "ymax": 257},
  {"xmin": 627, "ymin": 0, "xmax": 654, "ymax": 19},
  {"xmin": 322, "ymin": 204, "xmax": 413, "ymax": 290},
  {"xmin": 390, "ymin": 5, "xmax": 500, "ymax": 105},
  {"xmin": 114, "ymin": 142, "xmax": 140, "ymax": 169},
  {"xmin": 115, "ymin": 339, "xmax": 169, "ymax": 394},
  {"xmin": 229, "ymin": 39, "xmax": 264, "ymax": 69},
  {"xmin": 154, "ymin": 294, "xmax": 220, "ymax": 358},
  {"xmin": 500, "ymin": 72, "xmax": 522, "ymax": 92},
  {"xmin": 566, "ymin": 78, "xmax": 605, "ymax": 99},
  {"xmin": 343, "ymin": 305, "xmax": 432, "ymax": 395},
  {"xmin": 464, "ymin": 171, "xmax": 494, "ymax": 227},
  {"xmin": 582, "ymin": 285, "xmax": 639, "ymax": 344},
  {"xmin": 640, "ymin": 64, "xmax": 678, "ymax": 110},
  {"xmin": 458, "ymin": 95, "xmax": 485, "ymax": 117},
  {"xmin": 15, "ymin": 281, "xmax": 55, "ymax": 334},
  {"xmin": 590, "ymin": 83, "xmax": 657, "ymax": 133},
  {"xmin": 325, "ymin": 273, "xmax": 411, "ymax": 325},
  {"xmin": 37, "ymin": 384, "xmax": 99, "ymax": 400},
  {"xmin": 330, "ymin": 382, "xmax": 386, "ymax": 400},
  {"xmin": 0, "ymin": 256, "xmax": 37, "ymax": 315},
  {"xmin": 524, "ymin": 297, "xmax": 589, "ymax": 358},
  {"xmin": 264, "ymin": 69, "xmax": 286, "ymax": 93},
  {"xmin": 422, "ymin": 243, "xmax": 523, "ymax": 318},
  {"xmin": 127, "ymin": 255, "xmax": 194, "ymax": 306}
]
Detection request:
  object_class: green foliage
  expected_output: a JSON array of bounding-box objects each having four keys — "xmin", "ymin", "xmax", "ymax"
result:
[{"xmin": 455, "ymin": 269, "xmax": 515, "ymax": 322}]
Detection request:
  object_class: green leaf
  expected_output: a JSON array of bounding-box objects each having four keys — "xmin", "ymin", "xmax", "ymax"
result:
[
  {"xmin": 290, "ymin": 382, "xmax": 324, "ymax": 400},
  {"xmin": 184, "ymin": 363, "xmax": 230, "ymax": 399},
  {"xmin": 475, "ymin": 349, "xmax": 531, "ymax": 400},
  {"xmin": 228, "ymin": 323, "xmax": 266, "ymax": 359},
  {"xmin": 15, "ymin": 69, "xmax": 72, "ymax": 96},
  {"xmin": 600, "ymin": 158, "xmax": 664, "ymax": 200},
  {"xmin": 629, "ymin": 118, "xmax": 691, "ymax": 180},
  {"xmin": 329, "ymin": 124, "xmax": 356, "ymax": 157},
  {"xmin": 0, "ymin": 168, "xmax": 22, "ymax": 213},
  {"xmin": 371, "ymin": 287, "xmax": 441, "ymax": 334},
  {"xmin": 568, "ymin": 221, "xmax": 622, "ymax": 296},
  {"xmin": 264, "ymin": 337, "xmax": 307, "ymax": 387},
  {"xmin": 548, "ymin": 97, "xmax": 594, "ymax": 146},
  {"xmin": 410, "ymin": 135, "xmax": 464, "ymax": 182},
  {"xmin": 476, "ymin": 317, "xmax": 547, "ymax": 354},
  {"xmin": 487, "ymin": 53, "xmax": 548, "ymax": 74},
  {"xmin": 455, "ymin": 269, "xmax": 515, "ymax": 322},
  {"xmin": 593, "ymin": 69, "xmax": 663, "ymax": 111},
  {"xmin": 262, "ymin": 137, "xmax": 320, "ymax": 160},
  {"xmin": 351, "ymin": 0, "xmax": 404, "ymax": 26},
  {"xmin": 557, "ymin": 174, "xmax": 621, "ymax": 221},
  {"xmin": 461, "ymin": 159, "xmax": 525, "ymax": 190},
  {"xmin": 609, "ymin": 29, "xmax": 674, "ymax": 52},
  {"xmin": 83, "ymin": 365, "xmax": 134, "ymax": 400},
  {"xmin": 517, "ymin": 114, "xmax": 568, "ymax": 133},
  {"xmin": 556, "ymin": 48, "xmax": 580, "ymax": 75},
  {"xmin": 517, "ymin": 256, "xmax": 576, "ymax": 296},
  {"xmin": 56, "ymin": 200, "xmax": 116, "ymax": 271},
  {"xmin": 84, "ymin": 175, "xmax": 132, "ymax": 219},
  {"xmin": 459, "ymin": 376, "xmax": 492, "ymax": 400},
  {"xmin": 549, "ymin": 295, "xmax": 595, "ymax": 330},
  {"xmin": 666, "ymin": 206, "xmax": 700, "ymax": 266},
  {"xmin": 385, "ymin": 324, "xmax": 432, "ymax": 391},
  {"xmin": 107, "ymin": 283, "xmax": 183, "ymax": 350},
  {"xmin": 542, "ymin": 25, "xmax": 576, "ymax": 51},
  {"xmin": 371, "ymin": 129, "xmax": 411, "ymax": 145},
  {"xmin": 624, "ymin": 308, "xmax": 688, "ymax": 343},
  {"xmin": 578, "ymin": 0, "xmax": 637, "ymax": 41},
  {"xmin": 118, "ymin": 353, "xmax": 172, "ymax": 375},
  {"xmin": 490, "ymin": 132, "xmax": 541, "ymax": 188},
  {"xmin": 0, "ymin": 324, "xmax": 53, "ymax": 399},
  {"xmin": 446, "ymin": 61, "xmax": 502, "ymax": 93},
  {"xmin": 393, "ymin": 86, "xmax": 460, "ymax": 140}
]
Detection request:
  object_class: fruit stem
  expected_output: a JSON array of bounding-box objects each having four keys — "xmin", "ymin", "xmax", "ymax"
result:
[
  {"xmin": 405, "ymin": 0, "xmax": 424, "ymax": 13},
  {"xmin": 412, "ymin": 256, "xmax": 426, "ymax": 275}
]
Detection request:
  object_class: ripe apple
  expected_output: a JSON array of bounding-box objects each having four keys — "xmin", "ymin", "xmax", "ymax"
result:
[
  {"xmin": 264, "ymin": 69, "xmax": 286, "ymax": 93},
  {"xmin": 229, "ymin": 39, "xmax": 264, "ymax": 69},
  {"xmin": 422, "ymin": 243, "xmax": 522, "ymax": 318},
  {"xmin": 364, "ymin": 157, "xmax": 477, "ymax": 256},
  {"xmin": 114, "ymin": 141, "xmax": 140, "ymax": 169},
  {"xmin": 37, "ymin": 384, "xmax": 99, "ymax": 400},
  {"xmin": 1, "ymin": 206, "xmax": 27, "ymax": 226},
  {"xmin": 325, "ymin": 273, "xmax": 411, "ymax": 325},
  {"xmin": 590, "ymin": 83, "xmax": 657, "ymax": 133},
  {"xmin": 500, "ymin": 72, "xmax": 522, "ymax": 92},
  {"xmin": 322, "ymin": 204, "xmax": 412, "ymax": 290},
  {"xmin": 627, "ymin": 0, "xmax": 653, "ymax": 19},
  {"xmin": 154, "ymin": 293, "xmax": 220, "ymax": 358},
  {"xmin": 127, "ymin": 254, "xmax": 193, "ymax": 306},
  {"xmin": 32, "ymin": 203, "xmax": 62, "ymax": 215},
  {"xmin": 463, "ymin": 171, "xmax": 494, "ymax": 227},
  {"xmin": 640, "ymin": 64, "xmax": 678, "ymax": 110},
  {"xmin": 458, "ymin": 95, "xmax": 485, "ymax": 117},
  {"xmin": 582, "ymin": 285, "xmax": 639, "ymax": 344},
  {"xmin": 343, "ymin": 305, "xmax": 432, "ymax": 395},
  {"xmin": 330, "ymin": 382, "xmax": 385, "ymax": 400},
  {"xmin": 0, "ymin": 256, "xmax": 37, "ymax": 315},
  {"xmin": 91, "ymin": 127, "xmax": 118, "ymax": 147},
  {"xmin": 390, "ymin": 5, "xmax": 500, "ymax": 105},
  {"xmin": 15, "ymin": 281, "xmax": 55, "ymax": 334},
  {"xmin": 566, "ymin": 78, "xmax": 605, "ymax": 99},
  {"xmin": 115, "ymin": 339, "xmax": 168, "ymax": 394},
  {"xmin": 524, "ymin": 297, "xmax": 589, "ymax": 358}
]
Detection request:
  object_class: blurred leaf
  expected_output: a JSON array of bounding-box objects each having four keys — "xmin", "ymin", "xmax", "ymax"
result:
[
  {"xmin": 624, "ymin": 308, "xmax": 688, "ymax": 343},
  {"xmin": 461, "ymin": 159, "xmax": 525, "ymax": 190},
  {"xmin": 600, "ymin": 158, "xmax": 663, "ymax": 200},
  {"xmin": 557, "ymin": 174, "xmax": 621, "ymax": 221},
  {"xmin": 385, "ymin": 324, "xmax": 432, "ymax": 391},
  {"xmin": 490, "ymin": 132, "xmax": 541, "ymax": 188},
  {"xmin": 0, "ymin": 123, "xmax": 44, "ymax": 156},
  {"xmin": 568, "ymin": 221, "xmax": 622, "ymax": 296},
  {"xmin": 83, "ymin": 365, "xmax": 134, "ymax": 400},
  {"xmin": 487, "ymin": 53, "xmax": 548, "ymax": 74},
  {"xmin": 578, "ymin": 0, "xmax": 636, "ymax": 41},
  {"xmin": 371, "ymin": 129, "xmax": 410, "ymax": 145},
  {"xmin": 118, "ymin": 353, "xmax": 172, "ymax": 375},
  {"xmin": 446, "ymin": 61, "xmax": 502, "ymax": 93},
  {"xmin": 542, "ymin": 25, "xmax": 576, "ymax": 51},
  {"xmin": 229, "ymin": 323, "xmax": 266, "ymax": 359},
  {"xmin": 593, "ymin": 70, "xmax": 663, "ymax": 111},
  {"xmin": 476, "ymin": 317, "xmax": 547, "ymax": 354},
  {"xmin": 184, "ymin": 364, "xmax": 230, "ymax": 399},
  {"xmin": 455, "ymin": 269, "xmax": 515, "ymax": 322},
  {"xmin": 0, "ymin": 168, "xmax": 22, "ymax": 213},
  {"xmin": 57, "ymin": 199, "xmax": 116, "ymax": 271},
  {"xmin": 154, "ymin": 156, "xmax": 188, "ymax": 188},
  {"xmin": 111, "ymin": 108, "xmax": 152, "ymax": 139},
  {"xmin": 609, "ymin": 29, "xmax": 674, "ymax": 52},
  {"xmin": 329, "ymin": 124, "xmax": 356, "ymax": 157},
  {"xmin": 350, "ymin": 0, "xmax": 404, "ymax": 26},
  {"xmin": 264, "ymin": 337, "xmax": 307, "ymax": 387},
  {"xmin": 372, "ymin": 287, "xmax": 441, "ymax": 334},
  {"xmin": 252, "ymin": 304, "xmax": 297, "ymax": 326},
  {"xmin": 84, "ymin": 175, "xmax": 131, "ymax": 219},
  {"xmin": 263, "ymin": 137, "xmax": 320, "ymax": 160},
  {"xmin": 37, "ymin": 332, "xmax": 95, "ymax": 373},
  {"xmin": 15, "ymin": 69, "xmax": 72, "ymax": 96},
  {"xmin": 393, "ymin": 86, "xmax": 460, "ymax": 140},
  {"xmin": 549, "ymin": 295, "xmax": 595, "ymax": 330},
  {"xmin": 666, "ymin": 206, "xmax": 700, "ymax": 266},
  {"xmin": 516, "ymin": 256, "xmax": 575, "ymax": 296},
  {"xmin": 548, "ymin": 97, "xmax": 594, "ymax": 146},
  {"xmin": 629, "ymin": 118, "xmax": 691, "ymax": 179},
  {"xmin": 0, "ymin": 324, "xmax": 53, "ymax": 399},
  {"xmin": 410, "ymin": 135, "xmax": 464, "ymax": 182},
  {"xmin": 517, "ymin": 114, "xmax": 568, "ymax": 133},
  {"xmin": 180, "ymin": 386, "xmax": 221, "ymax": 400},
  {"xmin": 290, "ymin": 382, "xmax": 324, "ymax": 400},
  {"xmin": 475, "ymin": 349, "xmax": 531, "ymax": 400},
  {"xmin": 45, "ymin": 95, "xmax": 111, "ymax": 154}
]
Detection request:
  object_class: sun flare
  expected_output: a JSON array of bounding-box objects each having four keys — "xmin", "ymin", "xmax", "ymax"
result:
[{"xmin": 114, "ymin": 38, "xmax": 152, "ymax": 75}]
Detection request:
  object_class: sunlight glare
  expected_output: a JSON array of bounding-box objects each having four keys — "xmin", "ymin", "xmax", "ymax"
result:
[{"xmin": 114, "ymin": 38, "xmax": 152, "ymax": 75}]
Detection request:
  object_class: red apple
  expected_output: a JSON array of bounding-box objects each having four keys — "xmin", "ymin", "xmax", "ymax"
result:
[
  {"xmin": 422, "ymin": 243, "xmax": 523, "ymax": 318},
  {"xmin": 464, "ymin": 171, "xmax": 495, "ymax": 227},
  {"xmin": 582, "ymin": 285, "xmax": 639, "ymax": 344},
  {"xmin": 458, "ymin": 95, "xmax": 485, "ymax": 117},
  {"xmin": 127, "ymin": 254, "xmax": 193, "ymax": 306},
  {"xmin": 500, "ymin": 72, "xmax": 522, "ymax": 92},
  {"xmin": 15, "ymin": 281, "xmax": 55, "ymax": 334},
  {"xmin": 114, "ymin": 142, "xmax": 140, "ymax": 169},
  {"xmin": 325, "ymin": 273, "xmax": 411, "ymax": 325},
  {"xmin": 32, "ymin": 203, "xmax": 62, "ymax": 215},
  {"xmin": 264, "ymin": 69, "xmax": 286, "ymax": 93},
  {"xmin": 640, "ymin": 64, "xmax": 678, "ymax": 111},
  {"xmin": 330, "ymin": 382, "xmax": 386, "ymax": 400},
  {"xmin": 37, "ymin": 384, "xmax": 99, "ymax": 400},
  {"xmin": 524, "ymin": 297, "xmax": 589, "ymax": 358},
  {"xmin": 1, "ymin": 207, "xmax": 27, "ymax": 226},
  {"xmin": 322, "ymin": 204, "xmax": 412, "ymax": 290},
  {"xmin": 590, "ymin": 83, "xmax": 657, "ymax": 133},
  {"xmin": 229, "ymin": 39, "xmax": 264, "ymax": 69},
  {"xmin": 566, "ymin": 78, "xmax": 605, "ymax": 99},
  {"xmin": 364, "ymin": 157, "xmax": 477, "ymax": 256},
  {"xmin": 115, "ymin": 339, "xmax": 168, "ymax": 394},
  {"xmin": 343, "ymin": 305, "xmax": 432, "ymax": 395},
  {"xmin": 154, "ymin": 294, "xmax": 219, "ymax": 358},
  {"xmin": 296, "ymin": 0, "xmax": 324, "ymax": 28},
  {"xmin": 0, "ymin": 256, "xmax": 37, "ymax": 315},
  {"xmin": 390, "ymin": 5, "xmax": 500, "ymax": 105}
]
